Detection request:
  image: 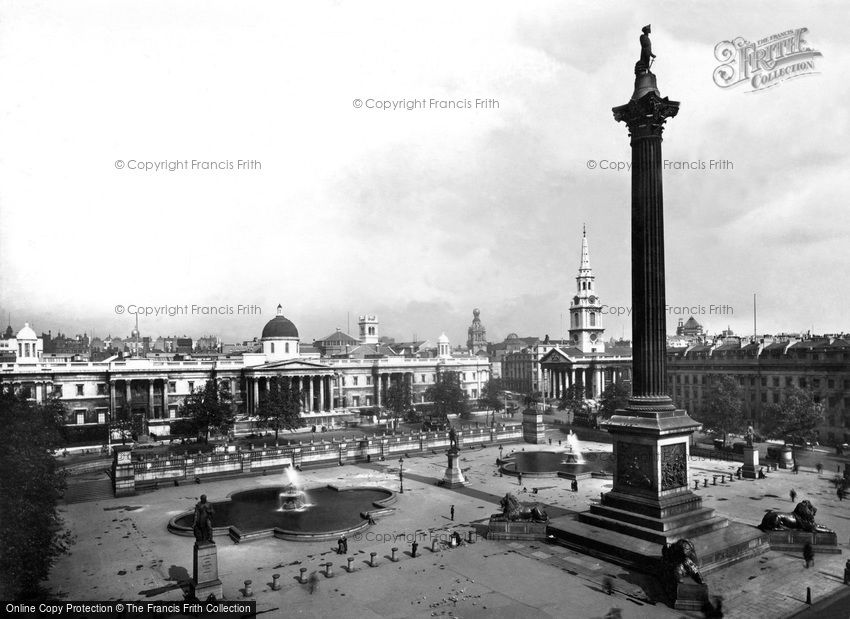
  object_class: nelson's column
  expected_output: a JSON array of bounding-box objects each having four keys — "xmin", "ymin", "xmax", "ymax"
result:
[{"xmin": 548, "ymin": 26, "xmax": 768, "ymax": 610}]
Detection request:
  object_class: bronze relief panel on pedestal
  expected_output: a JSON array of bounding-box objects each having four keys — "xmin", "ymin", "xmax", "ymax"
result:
[
  {"xmin": 661, "ymin": 443, "xmax": 687, "ymax": 490},
  {"xmin": 616, "ymin": 442, "xmax": 654, "ymax": 490}
]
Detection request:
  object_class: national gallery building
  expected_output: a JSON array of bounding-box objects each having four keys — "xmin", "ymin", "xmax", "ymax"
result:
[{"xmin": 0, "ymin": 307, "xmax": 489, "ymax": 438}]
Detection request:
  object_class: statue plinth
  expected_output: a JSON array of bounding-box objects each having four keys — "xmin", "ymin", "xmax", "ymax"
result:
[
  {"xmin": 741, "ymin": 447, "xmax": 759, "ymax": 479},
  {"xmin": 521, "ymin": 409, "xmax": 546, "ymax": 444},
  {"xmin": 191, "ymin": 541, "xmax": 222, "ymax": 601},
  {"xmin": 441, "ymin": 447, "xmax": 467, "ymax": 489}
]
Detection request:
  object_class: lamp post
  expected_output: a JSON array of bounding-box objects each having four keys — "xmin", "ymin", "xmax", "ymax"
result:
[{"xmin": 399, "ymin": 457, "xmax": 404, "ymax": 494}]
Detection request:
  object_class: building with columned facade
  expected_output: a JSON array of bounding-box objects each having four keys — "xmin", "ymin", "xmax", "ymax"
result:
[
  {"xmin": 538, "ymin": 228, "xmax": 632, "ymax": 400},
  {"xmin": 0, "ymin": 305, "xmax": 489, "ymax": 439}
]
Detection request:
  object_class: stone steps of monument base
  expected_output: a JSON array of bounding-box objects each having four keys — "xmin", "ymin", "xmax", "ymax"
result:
[
  {"xmin": 63, "ymin": 479, "xmax": 115, "ymax": 504},
  {"xmin": 548, "ymin": 516, "xmax": 767, "ymax": 577},
  {"xmin": 578, "ymin": 511, "xmax": 729, "ymax": 545},
  {"xmin": 547, "ymin": 515, "xmax": 663, "ymax": 573},
  {"xmin": 588, "ymin": 503, "xmax": 718, "ymax": 533}
]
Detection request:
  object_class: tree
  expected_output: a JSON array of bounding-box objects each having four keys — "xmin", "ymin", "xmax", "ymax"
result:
[
  {"xmin": 425, "ymin": 372, "xmax": 468, "ymax": 420},
  {"xmin": 0, "ymin": 392, "xmax": 73, "ymax": 599},
  {"xmin": 764, "ymin": 386, "xmax": 824, "ymax": 444},
  {"xmin": 256, "ymin": 381, "xmax": 303, "ymax": 440},
  {"xmin": 699, "ymin": 375, "xmax": 746, "ymax": 446},
  {"xmin": 481, "ymin": 378, "xmax": 506, "ymax": 413},
  {"xmin": 179, "ymin": 380, "xmax": 235, "ymax": 443},
  {"xmin": 386, "ymin": 381, "xmax": 413, "ymax": 419},
  {"xmin": 599, "ymin": 380, "xmax": 631, "ymax": 418},
  {"xmin": 558, "ymin": 384, "xmax": 589, "ymax": 420}
]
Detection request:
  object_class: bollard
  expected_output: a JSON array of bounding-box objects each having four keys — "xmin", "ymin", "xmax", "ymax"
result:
[
  {"xmin": 271, "ymin": 573, "xmax": 281, "ymax": 591},
  {"xmin": 806, "ymin": 586, "xmax": 812, "ymax": 605},
  {"xmin": 432, "ymin": 538, "xmax": 439, "ymax": 552},
  {"xmin": 391, "ymin": 547, "xmax": 399, "ymax": 562},
  {"xmin": 370, "ymin": 552, "xmax": 377, "ymax": 567},
  {"xmin": 694, "ymin": 480, "xmax": 699, "ymax": 490},
  {"xmin": 325, "ymin": 562, "xmax": 334, "ymax": 578},
  {"xmin": 244, "ymin": 580, "xmax": 253, "ymax": 597},
  {"xmin": 467, "ymin": 530, "xmax": 474, "ymax": 543},
  {"xmin": 712, "ymin": 475, "xmax": 717, "ymax": 486},
  {"xmin": 347, "ymin": 557, "xmax": 354, "ymax": 572},
  {"xmin": 729, "ymin": 473, "xmax": 733, "ymax": 482},
  {"xmin": 300, "ymin": 567, "xmax": 308, "ymax": 583},
  {"xmin": 704, "ymin": 478, "xmax": 708, "ymax": 487}
]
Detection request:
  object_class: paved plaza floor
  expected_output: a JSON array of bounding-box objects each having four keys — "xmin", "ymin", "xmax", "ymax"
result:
[{"xmin": 49, "ymin": 429, "xmax": 850, "ymax": 618}]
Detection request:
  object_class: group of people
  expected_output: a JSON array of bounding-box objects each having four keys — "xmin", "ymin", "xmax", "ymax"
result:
[{"xmin": 336, "ymin": 534, "xmax": 348, "ymax": 555}]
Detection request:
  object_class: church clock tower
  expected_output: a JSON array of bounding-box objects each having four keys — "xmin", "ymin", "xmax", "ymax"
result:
[{"xmin": 569, "ymin": 226, "xmax": 605, "ymax": 353}]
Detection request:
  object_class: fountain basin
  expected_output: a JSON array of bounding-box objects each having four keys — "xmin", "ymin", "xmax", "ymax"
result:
[
  {"xmin": 168, "ymin": 485, "xmax": 396, "ymax": 542},
  {"xmin": 501, "ymin": 451, "xmax": 614, "ymax": 481}
]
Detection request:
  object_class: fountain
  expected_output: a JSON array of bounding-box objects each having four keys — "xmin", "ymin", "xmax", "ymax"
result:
[
  {"xmin": 500, "ymin": 444, "xmax": 612, "ymax": 481},
  {"xmin": 278, "ymin": 466, "xmax": 309, "ymax": 511},
  {"xmin": 565, "ymin": 430, "xmax": 586, "ymax": 464},
  {"xmin": 167, "ymin": 464, "xmax": 397, "ymax": 542}
]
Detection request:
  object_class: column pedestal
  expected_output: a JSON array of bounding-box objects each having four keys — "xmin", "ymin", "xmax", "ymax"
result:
[
  {"xmin": 112, "ymin": 445, "xmax": 135, "ymax": 497},
  {"xmin": 441, "ymin": 447, "xmax": 467, "ymax": 488},
  {"xmin": 741, "ymin": 447, "xmax": 759, "ymax": 479},
  {"xmin": 191, "ymin": 541, "xmax": 223, "ymax": 601},
  {"xmin": 522, "ymin": 409, "xmax": 546, "ymax": 444}
]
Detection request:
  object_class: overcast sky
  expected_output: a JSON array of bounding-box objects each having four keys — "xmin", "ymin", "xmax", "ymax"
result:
[{"xmin": 1, "ymin": 1, "xmax": 847, "ymax": 346}]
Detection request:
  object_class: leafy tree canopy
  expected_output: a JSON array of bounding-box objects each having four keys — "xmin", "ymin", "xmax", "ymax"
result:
[
  {"xmin": 699, "ymin": 375, "xmax": 746, "ymax": 444},
  {"xmin": 0, "ymin": 392, "xmax": 73, "ymax": 599},
  {"xmin": 599, "ymin": 380, "xmax": 631, "ymax": 418},
  {"xmin": 764, "ymin": 386, "xmax": 824, "ymax": 443},
  {"xmin": 256, "ymin": 380, "xmax": 304, "ymax": 439},
  {"xmin": 179, "ymin": 379, "xmax": 235, "ymax": 443},
  {"xmin": 425, "ymin": 372, "xmax": 468, "ymax": 420}
]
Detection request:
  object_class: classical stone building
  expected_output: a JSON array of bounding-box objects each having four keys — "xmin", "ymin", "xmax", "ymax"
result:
[
  {"xmin": 0, "ymin": 305, "xmax": 489, "ymax": 440},
  {"xmin": 667, "ymin": 334, "xmax": 850, "ymax": 444}
]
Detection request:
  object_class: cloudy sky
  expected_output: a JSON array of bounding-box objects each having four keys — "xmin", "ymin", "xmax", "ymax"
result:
[{"xmin": 0, "ymin": 1, "xmax": 847, "ymax": 346}]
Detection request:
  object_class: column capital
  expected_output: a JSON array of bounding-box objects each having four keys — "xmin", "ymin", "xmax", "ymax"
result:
[{"xmin": 613, "ymin": 89, "xmax": 679, "ymax": 139}]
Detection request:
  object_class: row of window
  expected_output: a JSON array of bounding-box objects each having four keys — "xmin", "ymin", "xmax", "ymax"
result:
[{"xmin": 672, "ymin": 373, "xmax": 850, "ymax": 390}]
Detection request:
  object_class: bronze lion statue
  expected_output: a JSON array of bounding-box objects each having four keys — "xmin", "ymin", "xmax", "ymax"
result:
[
  {"xmin": 660, "ymin": 539, "xmax": 703, "ymax": 600},
  {"xmin": 496, "ymin": 493, "xmax": 549, "ymax": 522},
  {"xmin": 759, "ymin": 500, "xmax": 833, "ymax": 533}
]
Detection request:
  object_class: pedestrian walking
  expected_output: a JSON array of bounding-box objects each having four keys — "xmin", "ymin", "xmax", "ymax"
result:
[
  {"xmin": 816, "ymin": 462, "xmax": 823, "ymax": 475},
  {"xmin": 342, "ymin": 534, "xmax": 348, "ymax": 554},
  {"xmin": 790, "ymin": 488, "xmax": 797, "ymax": 503},
  {"xmin": 518, "ymin": 472, "xmax": 523, "ymax": 486},
  {"xmin": 411, "ymin": 541, "xmax": 418, "ymax": 557},
  {"xmin": 793, "ymin": 463, "xmax": 799, "ymax": 475},
  {"xmin": 450, "ymin": 505, "xmax": 455, "ymax": 521},
  {"xmin": 803, "ymin": 542, "xmax": 814, "ymax": 568}
]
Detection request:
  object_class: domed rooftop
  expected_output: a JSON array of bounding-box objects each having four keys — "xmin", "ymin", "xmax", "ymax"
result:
[
  {"xmin": 17, "ymin": 323, "xmax": 37, "ymax": 340},
  {"xmin": 262, "ymin": 305, "xmax": 299, "ymax": 339},
  {"xmin": 437, "ymin": 333, "xmax": 450, "ymax": 343}
]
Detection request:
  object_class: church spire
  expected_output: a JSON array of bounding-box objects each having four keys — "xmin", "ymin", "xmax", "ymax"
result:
[{"xmin": 580, "ymin": 224, "xmax": 591, "ymax": 271}]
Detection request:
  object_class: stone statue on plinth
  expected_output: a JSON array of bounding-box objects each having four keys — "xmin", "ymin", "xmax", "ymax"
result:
[
  {"xmin": 190, "ymin": 494, "xmax": 222, "ymax": 600},
  {"xmin": 449, "ymin": 427, "xmax": 458, "ymax": 449},
  {"xmin": 636, "ymin": 24, "xmax": 656, "ymax": 74},
  {"xmin": 193, "ymin": 494, "xmax": 214, "ymax": 543}
]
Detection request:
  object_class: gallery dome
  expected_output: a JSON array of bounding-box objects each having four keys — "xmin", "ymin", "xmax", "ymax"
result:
[{"xmin": 261, "ymin": 305, "xmax": 299, "ymax": 339}]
